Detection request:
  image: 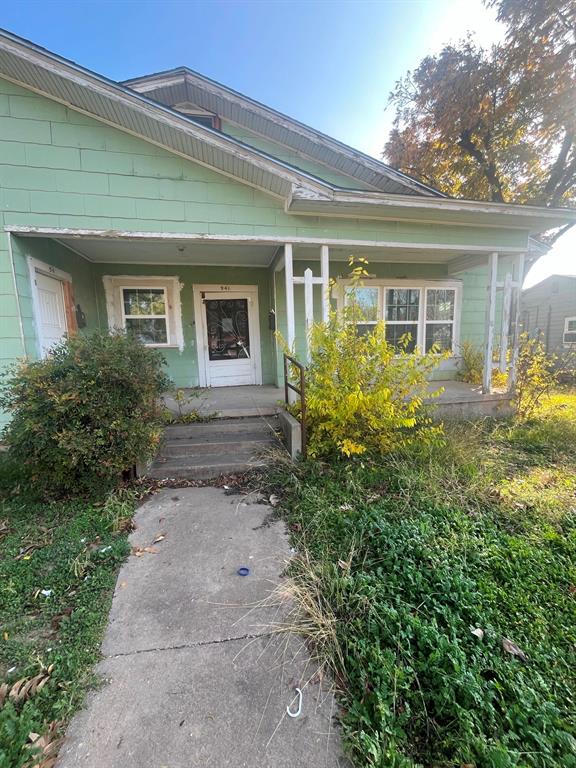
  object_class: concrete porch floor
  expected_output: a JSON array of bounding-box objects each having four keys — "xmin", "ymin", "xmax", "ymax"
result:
[
  {"xmin": 163, "ymin": 381, "xmax": 512, "ymax": 421},
  {"xmin": 164, "ymin": 385, "xmax": 283, "ymax": 418}
]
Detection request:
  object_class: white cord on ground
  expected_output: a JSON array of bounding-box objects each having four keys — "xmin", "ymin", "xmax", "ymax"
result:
[{"xmin": 286, "ymin": 687, "xmax": 302, "ymax": 718}]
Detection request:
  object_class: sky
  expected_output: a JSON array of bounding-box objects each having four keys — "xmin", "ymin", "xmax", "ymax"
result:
[{"xmin": 0, "ymin": 0, "xmax": 573, "ymax": 286}]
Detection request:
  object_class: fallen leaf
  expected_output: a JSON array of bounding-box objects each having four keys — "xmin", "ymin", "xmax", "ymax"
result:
[
  {"xmin": 27, "ymin": 720, "xmax": 63, "ymax": 768},
  {"xmin": 119, "ymin": 581, "xmax": 128, "ymax": 588},
  {"xmin": 152, "ymin": 533, "xmax": 166, "ymax": 544},
  {"xmin": 471, "ymin": 627, "xmax": 484, "ymax": 640},
  {"xmin": 3, "ymin": 631, "xmax": 8, "ymax": 641},
  {"xmin": 269, "ymin": 494, "xmax": 279, "ymax": 507},
  {"xmin": 132, "ymin": 546, "xmax": 159, "ymax": 557},
  {"xmin": 501, "ymin": 637, "xmax": 528, "ymax": 662}
]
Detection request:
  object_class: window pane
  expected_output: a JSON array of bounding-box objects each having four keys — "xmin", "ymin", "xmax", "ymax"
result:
[
  {"xmin": 345, "ymin": 286, "xmax": 379, "ymax": 321},
  {"xmin": 123, "ymin": 288, "xmax": 166, "ymax": 316},
  {"xmin": 205, "ymin": 298, "xmax": 250, "ymax": 360},
  {"xmin": 567, "ymin": 319, "xmax": 576, "ymax": 332},
  {"xmin": 355, "ymin": 322, "xmax": 377, "ymax": 337},
  {"xmin": 564, "ymin": 332, "xmax": 576, "ymax": 343},
  {"xmin": 426, "ymin": 323, "xmax": 453, "ymax": 352},
  {"xmin": 125, "ymin": 318, "xmax": 168, "ymax": 344},
  {"xmin": 426, "ymin": 289, "xmax": 455, "ymax": 321},
  {"xmin": 385, "ymin": 289, "xmax": 420, "ymax": 322},
  {"xmin": 385, "ymin": 323, "xmax": 417, "ymax": 352}
]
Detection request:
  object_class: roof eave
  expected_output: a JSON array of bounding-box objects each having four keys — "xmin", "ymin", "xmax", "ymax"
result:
[{"xmin": 287, "ymin": 191, "xmax": 576, "ymax": 233}]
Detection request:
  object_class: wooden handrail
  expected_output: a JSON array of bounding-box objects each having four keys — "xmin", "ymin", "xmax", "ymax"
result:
[{"xmin": 283, "ymin": 353, "xmax": 307, "ymax": 458}]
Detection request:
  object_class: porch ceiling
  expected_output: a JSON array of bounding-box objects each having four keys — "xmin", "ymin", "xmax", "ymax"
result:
[
  {"xmin": 54, "ymin": 237, "xmax": 278, "ymax": 267},
  {"xmin": 13, "ymin": 229, "xmax": 518, "ymax": 269},
  {"xmin": 49, "ymin": 236, "xmax": 486, "ymax": 267}
]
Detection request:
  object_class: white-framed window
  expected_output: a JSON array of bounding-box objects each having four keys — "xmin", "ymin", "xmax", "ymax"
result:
[
  {"xmin": 121, "ymin": 286, "xmax": 169, "ymax": 345},
  {"xmin": 385, "ymin": 287, "xmax": 420, "ymax": 353},
  {"xmin": 339, "ymin": 279, "xmax": 461, "ymax": 354},
  {"xmin": 103, "ymin": 276, "xmax": 184, "ymax": 349},
  {"xmin": 424, "ymin": 287, "xmax": 456, "ymax": 353},
  {"xmin": 563, "ymin": 317, "xmax": 576, "ymax": 346}
]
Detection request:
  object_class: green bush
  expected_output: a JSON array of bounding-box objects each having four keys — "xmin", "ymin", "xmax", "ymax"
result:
[
  {"xmin": 0, "ymin": 332, "xmax": 169, "ymax": 497},
  {"xmin": 457, "ymin": 340, "xmax": 484, "ymax": 384}
]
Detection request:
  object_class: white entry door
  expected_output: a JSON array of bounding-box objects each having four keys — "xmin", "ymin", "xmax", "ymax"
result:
[
  {"xmin": 35, "ymin": 271, "xmax": 68, "ymax": 356},
  {"xmin": 197, "ymin": 287, "xmax": 261, "ymax": 387}
]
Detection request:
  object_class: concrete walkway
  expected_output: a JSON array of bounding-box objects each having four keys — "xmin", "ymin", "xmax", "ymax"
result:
[{"xmin": 56, "ymin": 487, "xmax": 348, "ymax": 768}]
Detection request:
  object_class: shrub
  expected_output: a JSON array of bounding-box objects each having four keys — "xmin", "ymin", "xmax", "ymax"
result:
[
  {"xmin": 283, "ymin": 258, "xmax": 446, "ymax": 458},
  {"xmin": 515, "ymin": 333, "xmax": 575, "ymax": 420},
  {"xmin": 456, "ymin": 340, "xmax": 508, "ymax": 389},
  {"xmin": 0, "ymin": 332, "xmax": 169, "ymax": 497},
  {"xmin": 457, "ymin": 340, "xmax": 484, "ymax": 384}
]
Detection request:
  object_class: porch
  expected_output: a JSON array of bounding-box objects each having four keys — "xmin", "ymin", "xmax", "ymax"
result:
[
  {"xmin": 10, "ymin": 225, "xmax": 527, "ymax": 402},
  {"xmin": 163, "ymin": 382, "xmax": 512, "ymax": 421}
]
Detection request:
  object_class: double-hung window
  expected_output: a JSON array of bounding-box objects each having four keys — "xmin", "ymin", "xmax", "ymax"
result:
[
  {"xmin": 424, "ymin": 288, "xmax": 456, "ymax": 353},
  {"xmin": 121, "ymin": 287, "xmax": 169, "ymax": 345},
  {"xmin": 103, "ymin": 276, "xmax": 184, "ymax": 349},
  {"xmin": 564, "ymin": 317, "xmax": 576, "ymax": 346},
  {"xmin": 385, "ymin": 288, "xmax": 420, "ymax": 353},
  {"xmin": 341, "ymin": 280, "xmax": 459, "ymax": 354}
]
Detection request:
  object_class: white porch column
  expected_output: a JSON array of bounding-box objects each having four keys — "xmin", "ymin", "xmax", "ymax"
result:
[
  {"xmin": 304, "ymin": 267, "xmax": 314, "ymax": 362},
  {"xmin": 483, "ymin": 251, "xmax": 499, "ymax": 394},
  {"xmin": 499, "ymin": 271, "xmax": 513, "ymax": 373},
  {"xmin": 507, "ymin": 252, "xmax": 526, "ymax": 391},
  {"xmin": 284, "ymin": 243, "xmax": 295, "ymax": 349},
  {"xmin": 320, "ymin": 244, "xmax": 330, "ymax": 322}
]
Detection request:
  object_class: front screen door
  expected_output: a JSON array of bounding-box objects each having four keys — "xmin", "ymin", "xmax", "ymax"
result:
[{"xmin": 200, "ymin": 289, "xmax": 260, "ymax": 386}]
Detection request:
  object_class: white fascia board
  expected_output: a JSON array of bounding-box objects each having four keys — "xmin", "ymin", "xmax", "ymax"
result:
[{"xmin": 288, "ymin": 188, "xmax": 576, "ymax": 232}]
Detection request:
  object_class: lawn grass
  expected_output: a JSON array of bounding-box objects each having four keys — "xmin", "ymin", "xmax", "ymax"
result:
[
  {"xmin": 0, "ymin": 483, "xmax": 135, "ymax": 768},
  {"xmin": 268, "ymin": 389, "xmax": 576, "ymax": 767}
]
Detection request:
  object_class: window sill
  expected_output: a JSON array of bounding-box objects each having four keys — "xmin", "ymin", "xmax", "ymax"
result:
[{"xmin": 142, "ymin": 343, "xmax": 180, "ymax": 349}]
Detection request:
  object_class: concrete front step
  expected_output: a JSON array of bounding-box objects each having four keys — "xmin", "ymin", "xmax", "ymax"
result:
[
  {"xmin": 165, "ymin": 417, "xmax": 276, "ymax": 439},
  {"xmin": 147, "ymin": 416, "xmax": 280, "ymax": 480},
  {"xmin": 161, "ymin": 435, "xmax": 278, "ymax": 458},
  {"xmin": 147, "ymin": 454, "xmax": 269, "ymax": 480}
]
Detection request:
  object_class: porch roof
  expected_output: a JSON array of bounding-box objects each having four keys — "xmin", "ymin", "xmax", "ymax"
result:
[{"xmin": 9, "ymin": 226, "xmax": 530, "ymax": 268}]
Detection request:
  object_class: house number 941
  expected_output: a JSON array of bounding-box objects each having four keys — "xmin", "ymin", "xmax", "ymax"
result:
[{"xmin": 219, "ymin": 286, "xmax": 231, "ymax": 291}]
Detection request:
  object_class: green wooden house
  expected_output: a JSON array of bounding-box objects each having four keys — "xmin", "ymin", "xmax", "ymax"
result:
[{"xmin": 1, "ymin": 30, "xmax": 575, "ymax": 424}]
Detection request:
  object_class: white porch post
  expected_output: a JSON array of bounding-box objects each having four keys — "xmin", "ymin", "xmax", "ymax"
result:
[
  {"xmin": 499, "ymin": 271, "xmax": 513, "ymax": 373},
  {"xmin": 284, "ymin": 243, "xmax": 295, "ymax": 349},
  {"xmin": 320, "ymin": 244, "xmax": 330, "ymax": 322},
  {"xmin": 304, "ymin": 267, "xmax": 314, "ymax": 362},
  {"xmin": 507, "ymin": 252, "xmax": 526, "ymax": 391},
  {"xmin": 483, "ymin": 251, "xmax": 499, "ymax": 394}
]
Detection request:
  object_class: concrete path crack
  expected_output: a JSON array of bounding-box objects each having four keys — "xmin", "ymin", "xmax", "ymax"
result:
[{"xmin": 106, "ymin": 630, "xmax": 274, "ymax": 658}]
